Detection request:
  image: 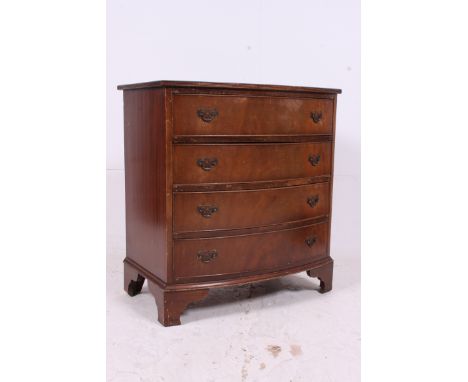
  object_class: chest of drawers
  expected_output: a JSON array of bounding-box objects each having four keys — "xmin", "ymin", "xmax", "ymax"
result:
[{"xmin": 118, "ymin": 81, "xmax": 341, "ymax": 326}]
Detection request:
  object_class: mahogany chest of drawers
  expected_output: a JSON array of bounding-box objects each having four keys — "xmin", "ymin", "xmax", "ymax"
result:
[{"xmin": 117, "ymin": 81, "xmax": 341, "ymax": 326}]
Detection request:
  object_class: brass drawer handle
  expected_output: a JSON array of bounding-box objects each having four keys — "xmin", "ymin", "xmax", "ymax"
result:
[
  {"xmin": 197, "ymin": 250, "xmax": 218, "ymax": 263},
  {"xmin": 197, "ymin": 158, "xmax": 218, "ymax": 171},
  {"xmin": 197, "ymin": 205, "xmax": 218, "ymax": 218},
  {"xmin": 310, "ymin": 112, "xmax": 322, "ymax": 123},
  {"xmin": 305, "ymin": 236, "xmax": 317, "ymax": 248},
  {"xmin": 308, "ymin": 154, "xmax": 321, "ymax": 166},
  {"xmin": 307, "ymin": 195, "xmax": 319, "ymax": 208},
  {"xmin": 197, "ymin": 108, "xmax": 219, "ymax": 123}
]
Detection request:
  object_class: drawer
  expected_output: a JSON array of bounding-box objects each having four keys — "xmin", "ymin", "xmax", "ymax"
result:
[
  {"xmin": 173, "ymin": 142, "xmax": 332, "ymax": 184},
  {"xmin": 173, "ymin": 182, "xmax": 330, "ymax": 233},
  {"xmin": 174, "ymin": 222, "xmax": 328, "ymax": 281},
  {"xmin": 173, "ymin": 94, "xmax": 333, "ymax": 136}
]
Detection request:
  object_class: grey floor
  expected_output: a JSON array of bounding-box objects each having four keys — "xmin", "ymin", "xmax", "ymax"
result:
[{"xmin": 107, "ymin": 170, "xmax": 360, "ymax": 382}]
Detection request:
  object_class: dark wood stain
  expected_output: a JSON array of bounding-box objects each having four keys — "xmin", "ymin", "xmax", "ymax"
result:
[
  {"xmin": 173, "ymin": 143, "xmax": 332, "ymax": 184},
  {"xmin": 173, "ymin": 222, "xmax": 329, "ymax": 282},
  {"xmin": 123, "ymin": 89, "xmax": 168, "ymax": 281},
  {"xmin": 172, "ymin": 216, "xmax": 329, "ymax": 240},
  {"xmin": 173, "ymin": 182, "xmax": 330, "ymax": 233},
  {"xmin": 173, "ymin": 94, "xmax": 334, "ymax": 136},
  {"xmin": 172, "ymin": 134, "xmax": 333, "ymax": 144},
  {"xmin": 119, "ymin": 80, "xmax": 340, "ymax": 326},
  {"xmin": 172, "ymin": 176, "xmax": 331, "ymax": 192},
  {"xmin": 117, "ymin": 80, "xmax": 342, "ymax": 94}
]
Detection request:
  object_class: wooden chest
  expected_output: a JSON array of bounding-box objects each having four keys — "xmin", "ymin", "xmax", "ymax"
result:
[{"xmin": 118, "ymin": 81, "xmax": 341, "ymax": 326}]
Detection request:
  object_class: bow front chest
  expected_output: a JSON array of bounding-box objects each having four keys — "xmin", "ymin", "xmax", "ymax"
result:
[{"xmin": 118, "ymin": 81, "xmax": 341, "ymax": 326}]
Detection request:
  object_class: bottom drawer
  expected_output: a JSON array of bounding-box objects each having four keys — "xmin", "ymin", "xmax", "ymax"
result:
[{"xmin": 173, "ymin": 222, "xmax": 328, "ymax": 281}]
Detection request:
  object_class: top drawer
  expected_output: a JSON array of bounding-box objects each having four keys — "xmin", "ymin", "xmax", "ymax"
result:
[{"xmin": 173, "ymin": 94, "xmax": 334, "ymax": 136}]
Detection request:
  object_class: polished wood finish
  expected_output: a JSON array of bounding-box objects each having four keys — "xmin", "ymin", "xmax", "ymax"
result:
[
  {"xmin": 173, "ymin": 216, "xmax": 328, "ymax": 240},
  {"xmin": 173, "ymin": 175, "xmax": 331, "ymax": 192},
  {"xmin": 173, "ymin": 182, "xmax": 330, "ymax": 233},
  {"xmin": 148, "ymin": 281, "xmax": 209, "ymax": 327},
  {"xmin": 123, "ymin": 89, "xmax": 170, "ymax": 281},
  {"xmin": 307, "ymin": 259, "xmax": 334, "ymax": 293},
  {"xmin": 124, "ymin": 255, "xmax": 332, "ymax": 291},
  {"xmin": 119, "ymin": 80, "xmax": 340, "ymax": 326},
  {"xmin": 173, "ymin": 134, "xmax": 332, "ymax": 144},
  {"xmin": 174, "ymin": 222, "xmax": 328, "ymax": 282},
  {"xmin": 124, "ymin": 261, "xmax": 145, "ymax": 297},
  {"xmin": 117, "ymin": 80, "xmax": 342, "ymax": 95},
  {"xmin": 173, "ymin": 94, "xmax": 333, "ymax": 136},
  {"xmin": 173, "ymin": 142, "xmax": 332, "ymax": 184}
]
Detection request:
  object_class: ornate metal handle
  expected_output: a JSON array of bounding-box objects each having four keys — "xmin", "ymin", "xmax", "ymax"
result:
[
  {"xmin": 197, "ymin": 205, "xmax": 218, "ymax": 218},
  {"xmin": 308, "ymin": 154, "xmax": 321, "ymax": 166},
  {"xmin": 305, "ymin": 236, "xmax": 317, "ymax": 248},
  {"xmin": 307, "ymin": 195, "xmax": 319, "ymax": 208},
  {"xmin": 197, "ymin": 250, "xmax": 218, "ymax": 263},
  {"xmin": 310, "ymin": 112, "xmax": 322, "ymax": 123},
  {"xmin": 197, "ymin": 108, "xmax": 219, "ymax": 123},
  {"xmin": 197, "ymin": 158, "xmax": 218, "ymax": 171}
]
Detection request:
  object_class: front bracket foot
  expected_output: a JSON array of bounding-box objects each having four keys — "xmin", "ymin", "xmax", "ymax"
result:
[
  {"xmin": 124, "ymin": 261, "xmax": 146, "ymax": 297},
  {"xmin": 307, "ymin": 259, "xmax": 333, "ymax": 293},
  {"xmin": 148, "ymin": 282, "xmax": 209, "ymax": 327}
]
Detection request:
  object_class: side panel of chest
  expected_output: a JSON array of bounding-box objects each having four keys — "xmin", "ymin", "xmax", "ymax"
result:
[{"xmin": 123, "ymin": 89, "xmax": 172, "ymax": 281}]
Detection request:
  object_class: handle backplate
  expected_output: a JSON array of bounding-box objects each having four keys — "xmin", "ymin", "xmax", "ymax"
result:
[
  {"xmin": 307, "ymin": 195, "xmax": 320, "ymax": 208},
  {"xmin": 311, "ymin": 112, "xmax": 322, "ymax": 123},
  {"xmin": 305, "ymin": 236, "xmax": 317, "ymax": 248},
  {"xmin": 197, "ymin": 108, "xmax": 219, "ymax": 123},
  {"xmin": 308, "ymin": 154, "xmax": 321, "ymax": 166},
  {"xmin": 197, "ymin": 158, "xmax": 218, "ymax": 171},
  {"xmin": 197, "ymin": 250, "xmax": 218, "ymax": 263},
  {"xmin": 197, "ymin": 205, "xmax": 218, "ymax": 218}
]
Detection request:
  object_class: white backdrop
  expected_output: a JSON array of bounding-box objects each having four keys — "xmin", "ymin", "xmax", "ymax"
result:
[{"xmin": 107, "ymin": 0, "xmax": 360, "ymax": 254}]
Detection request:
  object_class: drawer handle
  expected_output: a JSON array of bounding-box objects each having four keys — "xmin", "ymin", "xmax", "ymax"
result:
[
  {"xmin": 308, "ymin": 154, "xmax": 321, "ymax": 166},
  {"xmin": 197, "ymin": 250, "xmax": 218, "ymax": 263},
  {"xmin": 307, "ymin": 195, "xmax": 320, "ymax": 208},
  {"xmin": 310, "ymin": 112, "xmax": 322, "ymax": 123},
  {"xmin": 197, "ymin": 158, "xmax": 218, "ymax": 171},
  {"xmin": 197, "ymin": 108, "xmax": 219, "ymax": 123},
  {"xmin": 305, "ymin": 236, "xmax": 317, "ymax": 248},
  {"xmin": 197, "ymin": 205, "xmax": 218, "ymax": 218}
]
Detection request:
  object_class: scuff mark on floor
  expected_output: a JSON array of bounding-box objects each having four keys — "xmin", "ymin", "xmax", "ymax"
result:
[
  {"xmin": 266, "ymin": 345, "xmax": 282, "ymax": 358},
  {"xmin": 259, "ymin": 362, "xmax": 266, "ymax": 370},
  {"xmin": 241, "ymin": 352, "xmax": 254, "ymax": 381},
  {"xmin": 290, "ymin": 344, "xmax": 303, "ymax": 357},
  {"xmin": 241, "ymin": 364, "xmax": 248, "ymax": 381}
]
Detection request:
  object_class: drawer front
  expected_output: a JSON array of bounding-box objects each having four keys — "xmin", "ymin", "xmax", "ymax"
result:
[
  {"xmin": 173, "ymin": 94, "xmax": 333, "ymax": 136},
  {"xmin": 173, "ymin": 142, "xmax": 332, "ymax": 184},
  {"xmin": 173, "ymin": 183, "xmax": 330, "ymax": 233},
  {"xmin": 174, "ymin": 222, "xmax": 328, "ymax": 280}
]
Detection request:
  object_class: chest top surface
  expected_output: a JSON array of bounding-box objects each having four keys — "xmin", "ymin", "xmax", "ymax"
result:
[{"xmin": 117, "ymin": 80, "xmax": 342, "ymax": 94}]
